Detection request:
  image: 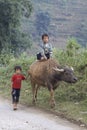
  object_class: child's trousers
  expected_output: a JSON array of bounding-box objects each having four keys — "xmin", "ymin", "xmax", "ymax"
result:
[{"xmin": 12, "ymin": 88, "xmax": 20, "ymax": 103}]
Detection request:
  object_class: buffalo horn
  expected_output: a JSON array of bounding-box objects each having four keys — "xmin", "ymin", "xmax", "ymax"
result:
[{"xmin": 53, "ymin": 67, "xmax": 64, "ymax": 72}]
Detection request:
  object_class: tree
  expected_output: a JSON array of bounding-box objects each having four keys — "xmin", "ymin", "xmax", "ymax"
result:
[
  {"xmin": 35, "ymin": 12, "xmax": 50, "ymax": 36},
  {"xmin": 0, "ymin": 0, "xmax": 32, "ymax": 54}
]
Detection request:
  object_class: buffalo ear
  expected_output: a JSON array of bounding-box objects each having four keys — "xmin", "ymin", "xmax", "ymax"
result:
[
  {"xmin": 53, "ymin": 67, "xmax": 64, "ymax": 72},
  {"xmin": 64, "ymin": 66, "xmax": 74, "ymax": 71}
]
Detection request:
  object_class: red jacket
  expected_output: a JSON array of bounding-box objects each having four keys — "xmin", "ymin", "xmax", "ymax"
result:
[{"xmin": 11, "ymin": 73, "xmax": 25, "ymax": 89}]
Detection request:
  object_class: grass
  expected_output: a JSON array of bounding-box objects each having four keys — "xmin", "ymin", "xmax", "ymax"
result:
[
  {"xmin": 0, "ymin": 80, "xmax": 87, "ymax": 127},
  {"xmin": 0, "ymin": 47, "xmax": 87, "ymax": 128}
]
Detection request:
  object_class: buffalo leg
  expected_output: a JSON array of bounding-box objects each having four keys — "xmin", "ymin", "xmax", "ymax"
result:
[
  {"xmin": 35, "ymin": 85, "xmax": 40, "ymax": 101},
  {"xmin": 48, "ymin": 83, "xmax": 55, "ymax": 107},
  {"xmin": 31, "ymin": 82, "xmax": 36, "ymax": 104},
  {"xmin": 50, "ymin": 89, "xmax": 55, "ymax": 108}
]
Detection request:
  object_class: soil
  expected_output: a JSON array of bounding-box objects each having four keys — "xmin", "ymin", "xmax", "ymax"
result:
[{"xmin": 0, "ymin": 99, "xmax": 86, "ymax": 130}]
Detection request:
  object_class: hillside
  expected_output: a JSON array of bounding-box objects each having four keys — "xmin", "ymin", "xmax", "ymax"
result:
[{"xmin": 22, "ymin": 0, "xmax": 87, "ymax": 49}]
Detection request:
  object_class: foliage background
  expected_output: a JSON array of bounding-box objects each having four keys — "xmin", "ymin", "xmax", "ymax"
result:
[
  {"xmin": 0, "ymin": 0, "xmax": 32, "ymax": 54},
  {"xmin": 0, "ymin": 0, "xmax": 87, "ymax": 126},
  {"xmin": 0, "ymin": 40, "xmax": 87, "ymax": 125}
]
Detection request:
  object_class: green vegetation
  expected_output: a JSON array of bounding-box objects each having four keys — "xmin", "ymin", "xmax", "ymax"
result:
[
  {"xmin": 0, "ymin": 0, "xmax": 87, "ymax": 126},
  {"xmin": 0, "ymin": 0, "xmax": 32, "ymax": 54},
  {"xmin": 0, "ymin": 39, "xmax": 87, "ymax": 126}
]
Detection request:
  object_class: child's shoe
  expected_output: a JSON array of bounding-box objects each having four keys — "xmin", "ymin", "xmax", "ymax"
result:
[{"xmin": 13, "ymin": 103, "xmax": 17, "ymax": 111}]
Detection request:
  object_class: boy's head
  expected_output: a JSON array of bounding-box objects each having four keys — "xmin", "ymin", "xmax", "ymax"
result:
[
  {"xmin": 14, "ymin": 66, "xmax": 22, "ymax": 74},
  {"xmin": 42, "ymin": 34, "xmax": 49, "ymax": 44}
]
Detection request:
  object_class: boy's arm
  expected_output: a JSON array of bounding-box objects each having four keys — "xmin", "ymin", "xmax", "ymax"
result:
[
  {"xmin": 38, "ymin": 43, "xmax": 46, "ymax": 58},
  {"xmin": 49, "ymin": 43, "xmax": 53, "ymax": 53},
  {"xmin": 49, "ymin": 43, "xmax": 53, "ymax": 57},
  {"xmin": 39, "ymin": 45, "xmax": 45, "ymax": 56},
  {"xmin": 22, "ymin": 75, "xmax": 26, "ymax": 80}
]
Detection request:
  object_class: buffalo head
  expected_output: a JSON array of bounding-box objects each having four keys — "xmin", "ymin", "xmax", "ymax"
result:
[{"xmin": 53, "ymin": 66, "xmax": 77, "ymax": 83}]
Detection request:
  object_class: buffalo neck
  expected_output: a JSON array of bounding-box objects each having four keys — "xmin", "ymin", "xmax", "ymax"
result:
[{"xmin": 53, "ymin": 73, "xmax": 62, "ymax": 81}]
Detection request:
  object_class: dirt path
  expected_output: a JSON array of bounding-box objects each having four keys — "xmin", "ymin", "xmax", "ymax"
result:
[{"xmin": 0, "ymin": 99, "xmax": 86, "ymax": 130}]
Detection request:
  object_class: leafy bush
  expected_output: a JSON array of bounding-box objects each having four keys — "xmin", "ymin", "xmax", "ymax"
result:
[
  {"xmin": 0, "ymin": 52, "xmax": 35, "ymax": 84},
  {"xmin": 53, "ymin": 39, "xmax": 87, "ymax": 102},
  {"xmin": 0, "ymin": 39, "xmax": 87, "ymax": 103},
  {"xmin": 0, "ymin": 0, "xmax": 32, "ymax": 54}
]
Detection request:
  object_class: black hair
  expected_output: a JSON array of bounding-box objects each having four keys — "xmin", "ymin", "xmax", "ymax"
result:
[
  {"xmin": 14, "ymin": 66, "xmax": 22, "ymax": 71},
  {"xmin": 42, "ymin": 33, "xmax": 49, "ymax": 40}
]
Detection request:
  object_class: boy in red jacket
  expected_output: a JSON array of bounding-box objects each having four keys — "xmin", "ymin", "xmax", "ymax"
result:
[{"xmin": 11, "ymin": 66, "xmax": 25, "ymax": 110}]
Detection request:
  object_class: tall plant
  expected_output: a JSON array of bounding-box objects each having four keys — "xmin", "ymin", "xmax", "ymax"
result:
[{"xmin": 0, "ymin": 0, "xmax": 32, "ymax": 54}]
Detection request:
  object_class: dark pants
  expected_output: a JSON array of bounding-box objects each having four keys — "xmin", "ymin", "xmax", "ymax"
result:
[
  {"xmin": 12, "ymin": 88, "xmax": 20, "ymax": 103},
  {"xmin": 37, "ymin": 53, "xmax": 50, "ymax": 60}
]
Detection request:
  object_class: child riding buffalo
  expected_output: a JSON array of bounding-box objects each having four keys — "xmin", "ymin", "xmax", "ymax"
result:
[{"xmin": 37, "ymin": 34, "xmax": 53, "ymax": 60}]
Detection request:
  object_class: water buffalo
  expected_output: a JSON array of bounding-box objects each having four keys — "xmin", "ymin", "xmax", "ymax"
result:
[{"xmin": 28, "ymin": 59, "xmax": 77, "ymax": 107}]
